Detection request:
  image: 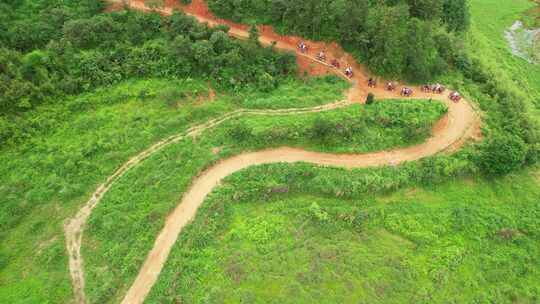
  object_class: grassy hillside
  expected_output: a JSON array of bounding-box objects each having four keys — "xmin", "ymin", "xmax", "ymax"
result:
[
  {"xmin": 467, "ymin": 0, "xmax": 540, "ymax": 109},
  {"xmin": 81, "ymin": 98, "xmax": 446, "ymax": 303},
  {"xmin": 0, "ymin": 0, "xmax": 539, "ymax": 303},
  {"xmin": 145, "ymin": 164, "xmax": 540, "ymax": 303},
  {"xmin": 0, "ymin": 76, "xmax": 348, "ymax": 303}
]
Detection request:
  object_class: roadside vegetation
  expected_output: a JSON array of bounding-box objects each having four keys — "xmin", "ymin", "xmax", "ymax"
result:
[
  {"xmin": 206, "ymin": 0, "xmax": 540, "ymax": 176},
  {"xmin": 82, "ymin": 98, "xmax": 447, "ymax": 303},
  {"xmin": 208, "ymin": 0, "xmax": 470, "ymax": 82},
  {"xmin": 145, "ymin": 165, "xmax": 540, "ymax": 303},
  {"xmin": 0, "ymin": 1, "xmax": 298, "ymax": 144},
  {"xmin": 466, "ymin": 0, "xmax": 540, "ymax": 106},
  {"xmin": 0, "ymin": 0, "xmax": 539, "ymax": 303},
  {"xmin": 0, "ymin": 74, "xmax": 348, "ymax": 303}
]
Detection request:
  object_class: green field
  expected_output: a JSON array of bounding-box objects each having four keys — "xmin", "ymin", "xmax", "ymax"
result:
[
  {"xmin": 0, "ymin": 75, "xmax": 349, "ymax": 303},
  {"xmin": 144, "ymin": 166, "xmax": 540, "ymax": 303},
  {"xmin": 467, "ymin": 0, "xmax": 540, "ymax": 109},
  {"xmin": 0, "ymin": 0, "xmax": 539, "ymax": 303},
  {"xmin": 82, "ymin": 98, "xmax": 446, "ymax": 303}
]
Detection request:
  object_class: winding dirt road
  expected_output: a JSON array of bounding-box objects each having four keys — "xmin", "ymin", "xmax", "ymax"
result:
[{"xmin": 64, "ymin": 1, "xmax": 480, "ymax": 303}]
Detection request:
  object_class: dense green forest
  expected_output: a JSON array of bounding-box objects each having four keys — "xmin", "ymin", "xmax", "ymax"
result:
[
  {"xmin": 0, "ymin": 0, "xmax": 296, "ymax": 144},
  {"xmin": 206, "ymin": 0, "xmax": 540, "ymax": 176},
  {"xmin": 208, "ymin": 0, "xmax": 470, "ymax": 81}
]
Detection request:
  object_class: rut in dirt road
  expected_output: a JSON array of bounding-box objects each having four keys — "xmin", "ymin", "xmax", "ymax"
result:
[{"xmin": 65, "ymin": 1, "xmax": 480, "ymax": 304}]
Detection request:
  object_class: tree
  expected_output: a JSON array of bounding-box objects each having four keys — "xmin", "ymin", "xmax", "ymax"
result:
[
  {"xmin": 366, "ymin": 93, "xmax": 375, "ymax": 105},
  {"xmin": 406, "ymin": 0, "xmax": 444, "ymax": 21},
  {"xmin": 337, "ymin": 0, "xmax": 368, "ymax": 44},
  {"xmin": 311, "ymin": 117, "xmax": 333, "ymax": 140},
  {"xmin": 405, "ymin": 18, "xmax": 441, "ymax": 81},
  {"xmin": 210, "ymin": 30, "xmax": 232, "ymax": 53},
  {"xmin": 479, "ymin": 132, "xmax": 528, "ymax": 175},
  {"xmin": 442, "ymin": 0, "xmax": 470, "ymax": 32},
  {"xmin": 365, "ymin": 5, "xmax": 409, "ymax": 77},
  {"xmin": 248, "ymin": 24, "xmax": 260, "ymax": 46}
]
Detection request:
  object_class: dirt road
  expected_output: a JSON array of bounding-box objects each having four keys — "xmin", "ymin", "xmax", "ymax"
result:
[{"xmin": 65, "ymin": 1, "xmax": 480, "ymax": 303}]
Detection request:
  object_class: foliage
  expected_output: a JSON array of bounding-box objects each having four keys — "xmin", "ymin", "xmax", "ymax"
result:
[
  {"xmin": 366, "ymin": 93, "xmax": 375, "ymax": 105},
  {"xmin": 1, "ymin": 1, "xmax": 540, "ymax": 303},
  {"xmin": 81, "ymin": 99, "xmax": 447, "ymax": 302},
  {"xmin": 207, "ymin": 0, "xmax": 470, "ymax": 81},
  {"xmin": 0, "ymin": 76, "xmax": 346, "ymax": 303},
  {"xmin": 479, "ymin": 132, "xmax": 529, "ymax": 175},
  {"xmin": 443, "ymin": 0, "xmax": 471, "ymax": 32},
  {"xmin": 0, "ymin": 6, "xmax": 297, "ymax": 131},
  {"xmin": 143, "ymin": 167, "xmax": 540, "ymax": 303},
  {"xmin": 213, "ymin": 101, "xmax": 447, "ymax": 153}
]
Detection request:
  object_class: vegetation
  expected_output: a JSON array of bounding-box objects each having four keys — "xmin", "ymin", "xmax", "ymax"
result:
[
  {"xmin": 0, "ymin": 75, "xmax": 347, "ymax": 303},
  {"xmin": 0, "ymin": 2, "xmax": 298, "ymax": 144},
  {"xmin": 203, "ymin": 0, "xmax": 540, "ymax": 175},
  {"xmin": 82, "ymin": 98, "xmax": 447, "ymax": 303},
  {"xmin": 448, "ymin": 0, "xmax": 540, "ymax": 175},
  {"xmin": 144, "ymin": 166, "xmax": 540, "ymax": 303},
  {"xmin": 207, "ymin": 0, "xmax": 470, "ymax": 81},
  {"xmin": 1, "ymin": 0, "xmax": 540, "ymax": 303},
  {"xmin": 466, "ymin": 0, "xmax": 540, "ymax": 106},
  {"xmin": 218, "ymin": 100, "xmax": 447, "ymax": 153}
]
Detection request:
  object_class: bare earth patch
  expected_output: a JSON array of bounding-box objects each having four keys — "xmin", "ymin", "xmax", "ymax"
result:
[{"xmin": 504, "ymin": 20, "xmax": 540, "ymax": 64}]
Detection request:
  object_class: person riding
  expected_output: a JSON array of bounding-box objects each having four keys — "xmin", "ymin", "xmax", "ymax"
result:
[
  {"xmin": 386, "ymin": 82, "xmax": 395, "ymax": 91},
  {"xmin": 345, "ymin": 66, "xmax": 353, "ymax": 77},
  {"xmin": 402, "ymin": 87, "xmax": 412, "ymax": 96},
  {"xmin": 450, "ymin": 91, "xmax": 461, "ymax": 102},
  {"xmin": 331, "ymin": 59, "xmax": 340, "ymax": 68},
  {"xmin": 298, "ymin": 41, "xmax": 307, "ymax": 53},
  {"xmin": 317, "ymin": 50, "xmax": 326, "ymax": 61},
  {"xmin": 368, "ymin": 77, "xmax": 376, "ymax": 88}
]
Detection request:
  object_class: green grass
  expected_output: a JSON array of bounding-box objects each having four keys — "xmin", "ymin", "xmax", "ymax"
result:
[
  {"xmin": 145, "ymin": 167, "xmax": 540, "ymax": 303},
  {"xmin": 2, "ymin": 1, "xmax": 539, "ymax": 303},
  {"xmin": 207, "ymin": 100, "xmax": 447, "ymax": 153},
  {"xmin": 81, "ymin": 99, "xmax": 446, "ymax": 303},
  {"xmin": 0, "ymin": 75, "xmax": 347, "ymax": 303},
  {"xmin": 522, "ymin": 3, "xmax": 540, "ymax": 28},
  {"xmin": 468, "ymin": 0, "xmax": 540, "ymax": 109},
  {"xmin": 235, "ymin": 76, "xmax": 350, "ymax": 109}
]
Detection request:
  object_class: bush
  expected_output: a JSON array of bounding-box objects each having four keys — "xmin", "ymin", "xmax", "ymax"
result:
[
  {"xmin": 228, "ymin": 121, "xmax": 253, "ymax": 142},
  {"xmin": 366, "ymin": 93, "xmax": 375, "ymax": 105},
  {"xmin": 478, "ymin": 132, "xmax": 529, "ymax": 175},
  {"xmin": 311, "ymin": 117, "xmax": 333, "ymax": 140}
]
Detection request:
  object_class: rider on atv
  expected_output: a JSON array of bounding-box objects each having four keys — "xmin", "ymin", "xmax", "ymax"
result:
[
  {"xmin": 345, "ymin": 67, "xmax": 353, "ymax": 78},
  {"xmin": 317, "ymin": 50, "xmax": 326, "ymax": 61},
  {"xmin": 401, "ymin": 87, "xmax": 413, "ymax": 97},
  {"xmin": 298, "ymin": 41, "xmax": 308, "ymax": 53},
  {"xmin": 450, "ymin": 91, "xmax": 461, "ymax": 102}
]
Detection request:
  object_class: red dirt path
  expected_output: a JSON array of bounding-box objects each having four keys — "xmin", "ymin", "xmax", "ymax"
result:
[{"xmin": 63, "ymin": 2, "xmax": 482, "ymax": 304}]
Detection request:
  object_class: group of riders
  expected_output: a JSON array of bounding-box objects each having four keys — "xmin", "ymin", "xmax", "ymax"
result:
[
  {"xmin": 298, "ymin": 41, "xmax": 462, "ymax": 102},
  {"xmin": 299, "ymin": 41, "xmax": 354, "ymax": 78}
]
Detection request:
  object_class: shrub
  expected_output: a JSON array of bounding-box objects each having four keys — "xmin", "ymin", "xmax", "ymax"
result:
[
  {"xmin": 366, "ymin": 93, "xmax": 375, "ymax": 105},
  {"xmin": 228, "ymin": 121, "xmax": 253, "ymax": 142},
  {"xmin": 309, "ymin": 202, "xmax": 329, "ymax": 222},
  {"xmin": 478, "ymin": 132, "xmax": 529, "ymax": 175},
  {"xmin": 311, "ymin": 117, "xmax": 333, "ymax": 140}
]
